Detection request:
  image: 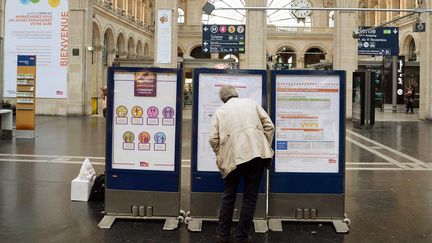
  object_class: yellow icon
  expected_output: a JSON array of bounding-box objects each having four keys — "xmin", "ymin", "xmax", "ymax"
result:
[
  {"xmin": 48, "ymin": 0, "xmax": 60, "ymax": 8},
  {"xmin": 116, "ymin": 106, "xmax": 128, "ymax": 117},
  {"xmin": 123, "ymin": 131, "xmax": 135, "ymax": 143},
  {"xmin": 228, "ymin": 26, "xmax": 236, "ymax": 33},
  {"xmin": 132, "ymin": 106, "xmax": 143, "ymax": 118}
]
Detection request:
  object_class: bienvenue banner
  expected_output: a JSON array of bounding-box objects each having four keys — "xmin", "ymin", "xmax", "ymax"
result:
[{"xmin": 3, "ymin": 0, "xmax": 68, "ymax": 98}]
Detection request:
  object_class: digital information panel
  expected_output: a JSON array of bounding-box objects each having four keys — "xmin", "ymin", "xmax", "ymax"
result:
[
  {"xmin": 196, "ymin": 71, "xmax": 263, "ymax": 172},
  {"xmin": 111, "ymin": 70, "xmax": 179, "ymax": 172},
  {"xmin": 274, "ymin": 74, "xmax": 340, "ymax": 173}
]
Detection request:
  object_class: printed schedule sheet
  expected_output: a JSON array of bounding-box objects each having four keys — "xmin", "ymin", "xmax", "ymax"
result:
[{"xmin": 275, "ymin": 75, "xmax": 340, "ymax": 173}]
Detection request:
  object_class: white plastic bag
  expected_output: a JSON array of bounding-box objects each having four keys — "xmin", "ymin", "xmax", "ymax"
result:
[{"xmin": 77, "ymin": 158, "xmax": 96, "ymax": 181}]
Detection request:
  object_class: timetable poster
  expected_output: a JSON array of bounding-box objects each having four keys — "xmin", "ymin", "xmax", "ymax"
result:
[
  {"xmin": 112, "ymin": 71, "xmax": 177, "ymax": 171},
  {"xmin": 197, "ymin": 73, "xmax": 263, "ymax": 172},
  {"xmin": 275, "ymin": 75, "xmax": 340, "ymax": 173}
]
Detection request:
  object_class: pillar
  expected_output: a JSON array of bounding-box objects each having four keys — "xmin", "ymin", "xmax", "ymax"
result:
[
  {"xmin": 242, "ymin": 0, "xmax": 267, "ymax": 69},
  {"xmin": 333, "ymin": 0, "xmax": 358, "ymax": 118},
  {"xmin": 311, "ymin": 0, "xmax": 328, "ymax": 28},
  {"xmin": 67, "ymin": 0, "xmax": 94, "ymax": 115},
  {"xmin": 154, "ymin": 0, "xmax": 178, "ymax": 68},
  {"xmin": 186, "ymin": 0, "xmax": 206, "ymax": 25},
  {"xmin": 419, "ymin": 1, "xmax": 432, "ymax": 119},
  {"xmin": 113, "ymin": 0, "xmax": 117, "ymax": 11}
]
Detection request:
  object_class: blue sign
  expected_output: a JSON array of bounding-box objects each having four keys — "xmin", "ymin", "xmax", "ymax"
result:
[
  {"xmin": 202, "ymin": 24, "xmax": 245, "ymax": 54},
  {"xmin": 17, "ymin": 55, "xmax": 36, "ymax": 66},
  {"xmin": 358, "ymin": 27, "xmax": 399, "ymax": 56},
  {"xmin": 276, "ymin": 141, "xmax": 288, "ymax": 150}
]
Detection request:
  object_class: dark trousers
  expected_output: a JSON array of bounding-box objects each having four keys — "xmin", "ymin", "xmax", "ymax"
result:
[
  {"xmin": 406, "ymin": 100, "xmax": 414, "ymax": 113},
  {"xmin": 217, "ymin": 157, "xmax": 266, "ymax": 242}
]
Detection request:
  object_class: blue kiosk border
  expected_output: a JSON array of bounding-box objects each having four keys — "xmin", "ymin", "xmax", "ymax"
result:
[
  {"xmin": 269, "ymin": 70, "xmax": 346, "ymax": 194},
  {"xmin": 267, "ymin": 70, "xmax": 350, "ymax": 233},
  {"xmin": 187, "ymin": 68, "xmax": 269, "ymax": 233},
  {"xmin": 105, "ymin": 67, "xmax": 183, "ymax": 192},
  {"xmin": 191, "ymin": 68, "xmax": 268, "ymax": 193},
  {"xmin": 99, "ymin": 67, "xmax": 183, "ymax": 230}
]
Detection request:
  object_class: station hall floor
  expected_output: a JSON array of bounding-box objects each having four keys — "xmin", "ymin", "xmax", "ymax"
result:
[{"xmin": 0, "ymin": 110, "xmax": 431, "ymax": 243}]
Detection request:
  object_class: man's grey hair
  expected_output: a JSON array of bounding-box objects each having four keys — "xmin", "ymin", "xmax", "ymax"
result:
[{"xmin": 219, "ymin": 85, "xmax": 239, "ymax": 103}]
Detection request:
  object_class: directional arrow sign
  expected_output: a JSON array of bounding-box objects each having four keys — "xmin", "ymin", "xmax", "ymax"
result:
[
  {"xmin": 358, "ymin": 26, "xmax": 399, "ymax": 56},
  {"xmin": 202, "ymin": 24, "xmax": 246, "ymax": 54}
]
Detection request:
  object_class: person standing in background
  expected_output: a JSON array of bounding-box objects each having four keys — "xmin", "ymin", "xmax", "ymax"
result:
[
  {"xmin": 100, "ymin": 86, "xmax": 108, "ymax": 118},
  {"xmin": 405, "ymin": 85, "xmax": 415, "ymax": 114}
]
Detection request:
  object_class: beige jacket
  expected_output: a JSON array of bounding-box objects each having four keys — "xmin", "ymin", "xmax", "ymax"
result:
[{"xmin": 208, "ymin": 98, "xmax": 274, "ymax": 178}]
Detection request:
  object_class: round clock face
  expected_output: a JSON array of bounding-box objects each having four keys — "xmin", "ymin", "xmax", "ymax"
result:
[{"xmin": 291, "ymin": 0, "xmax": 312, "ymax": 19}]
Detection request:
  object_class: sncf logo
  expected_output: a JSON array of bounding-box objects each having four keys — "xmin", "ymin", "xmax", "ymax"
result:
[
  {"xmin": 140, "ymin": 162, "xmax": 149, "ymax": 167},
  {"xmin": 329, "ymin": 159, "xmax": 337, "ymax": 163}
]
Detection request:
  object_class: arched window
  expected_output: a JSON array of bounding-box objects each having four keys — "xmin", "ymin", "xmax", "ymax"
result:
[
  {"xmin": 144, "ymin": 43, "xmax": 149, "ymax": 57},
  {"xmin": 190, "ymin": 46, "xmax": 210, "ymax": 59},
  {"xmin": 304, "ymin": 48, "xmax": 325, "ymax": 67},
  {"xmin": 103, "ymin": 32, "xmax": 110, "ymax": 66},
  {"xmin": 408, "ymin": 39, "xmax": 417, "ymax": 61},
  {"xmin": 116, "ymin": 39, "xmax": 120, "ymax": 58},
  {"xmin": 178, "ymin": 47, "xmax": 184, "ymax": 58},
  {"xmin": 178, "ymin": 8, "xmax": 185, "ymax": 24},
  {"xmin": 127, "ymin": 37, "xmax": 135, "ymax": 58},
  {"xmin": 274, "ymin": 47, "xmax": 296, "ymax": 70}
]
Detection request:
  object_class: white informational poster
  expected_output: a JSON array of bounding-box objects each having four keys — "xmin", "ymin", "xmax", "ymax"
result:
[
  {"xmin": 156, "ymin": 9, "xmax": 172, "ymax": 64},
  {"xmin": 197, "ymin": 73, "xmax": 263, "ymax": 172},
  {"xmin": 275, "ymin": 75, "xmax": 340, "ymax": 173},
  {"xmin": 112, "ymin": 71, "xmax": 178, "ymax": 171},
  {"xmin": 3, "ymin": 0, "xmax": 68, "ymax": 98}
]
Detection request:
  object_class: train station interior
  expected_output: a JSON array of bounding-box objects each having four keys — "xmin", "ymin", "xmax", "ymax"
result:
[{"xmin": 1, "ymin": 0, "xmax": 432, "ymax": 242}]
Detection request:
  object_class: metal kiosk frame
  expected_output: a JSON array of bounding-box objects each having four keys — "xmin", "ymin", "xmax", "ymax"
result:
[
  {"xmin": 99, "ymin": 67, "xmax": 184, "ymax": 230},
  {"xmin": 186, "ymin": 68, "xmax": 269, "ymax": 233},
  {"xmin": 268, "ymin": 70, "xmax": 350, "ymax": 233}
]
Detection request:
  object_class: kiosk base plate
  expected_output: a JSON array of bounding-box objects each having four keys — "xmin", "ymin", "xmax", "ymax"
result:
[
  {"xmin": 98, "ymin": 215, "xmax": 181, "ymax": 231},
  {"xmin": 268, "ymin": 218, "xmax": 350, "ymax": 233},
  {"xmin": 186, "ymin": 217, "xmax": 268, "ymax": 233},
  {"xmin": 253, "ymin": 219, "xmax": 269, "ymax": 233}
]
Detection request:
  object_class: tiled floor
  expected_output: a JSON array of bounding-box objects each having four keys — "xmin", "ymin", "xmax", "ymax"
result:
[{"xmin": 0, "ymin": 111, "xmax": 431, "ymax": 242}]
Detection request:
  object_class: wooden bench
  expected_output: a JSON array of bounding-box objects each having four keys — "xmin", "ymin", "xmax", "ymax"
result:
[{"xmin": 0, "ymin": 109, "xmax": 13, "ymax": 138}]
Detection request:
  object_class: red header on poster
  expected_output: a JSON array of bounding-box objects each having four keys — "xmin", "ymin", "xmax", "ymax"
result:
[{"xmin": 134, "ymin": 72, "xmax": 157, "ymax": 97}]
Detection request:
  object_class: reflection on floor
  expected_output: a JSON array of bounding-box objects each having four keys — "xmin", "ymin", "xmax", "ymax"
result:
[{"xmin": 0, "ymin": 114, "xmax": 431, "ymax": 242}]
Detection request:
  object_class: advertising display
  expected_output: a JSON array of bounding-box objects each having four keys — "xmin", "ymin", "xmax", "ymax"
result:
[
  {"xmin": 274, "ymin": 74, "xmax": 340, "ymax": 173},
  {"xmin": 196, "ymin": 72, "xmax": 263, "ymax": 172},
  {"xmin": 156, "ymin": 9, "xmax": 172, "ymax": 64},
  {"xmin": 111, "ymin": 71, "xmax": 178, "ymax": 171},
  {"xmin": 3, "ymin": 0, "xmax": 68, "ymax": 98}
]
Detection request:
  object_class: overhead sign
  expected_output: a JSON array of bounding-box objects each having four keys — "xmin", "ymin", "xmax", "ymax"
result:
[
  {"xmin": 414, "ymin": 22, "xmax": 426, "ymax": 32},
  {"xmin": 202, "ymin": 24, "xmax": 245, "ymax": 54},
  {"xmin": 357, "ymin": 26, "xmax": 399, "ymax": 56}
]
